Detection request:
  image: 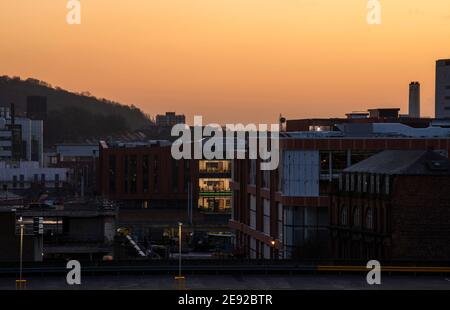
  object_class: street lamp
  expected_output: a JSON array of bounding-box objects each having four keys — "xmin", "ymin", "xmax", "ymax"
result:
[
  {"xmin": 16, "ymin": 217, "xmax": 26, "ymax": 289},
  {"xmin": 270, "ymin": 239, "xmax": 276, "ymax": 260},
  {"xmin": 178, "ymin": 222, "xmax": 182, "ymax": 277},
  {"xmin": 175, "ymin": 222, "xmax": 185, "ymax": 290}
]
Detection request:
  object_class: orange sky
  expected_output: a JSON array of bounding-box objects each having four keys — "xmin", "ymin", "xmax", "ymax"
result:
[{"xmin": 1, "ymin": 1, "xmax": 450, "ymax": 124}]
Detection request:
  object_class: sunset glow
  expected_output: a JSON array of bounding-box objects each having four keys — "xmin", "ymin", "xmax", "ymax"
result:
[{"xmin": 1, "ymin": 0, "xmax": 450, "ymax": 123}]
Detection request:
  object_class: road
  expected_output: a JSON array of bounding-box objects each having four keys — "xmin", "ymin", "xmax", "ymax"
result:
[{"xmin": 1, "ymin": 274, "xmax": 450, "ymax": 290}]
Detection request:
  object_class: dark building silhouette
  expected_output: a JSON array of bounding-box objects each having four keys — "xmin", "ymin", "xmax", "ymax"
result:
[
  {"xmin": 155, "ymin": 112, "xmax": 185, "ymax": 127},
  {"xmin": 330, "ymin": 150, "xmax": 450, "ymax": 261}
]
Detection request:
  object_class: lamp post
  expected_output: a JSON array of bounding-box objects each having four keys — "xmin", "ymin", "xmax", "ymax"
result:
[
  {"xmin": 178, "ymin": 222, "xmax": 182, "ymax": 277},
  {"xmin": 270, "ymin": 239, "xmax": 276, "ymax": 260},
  {"xmin": 175, "ymin": 222, "xmax": 185, "ymax": 290},
  {"xmin": 16, "ymin": 217, "xmax": 26, "ymax": 289},
  {"xmin": 19, "ymin": 217, "xmax": 24, "ymax": 281}
]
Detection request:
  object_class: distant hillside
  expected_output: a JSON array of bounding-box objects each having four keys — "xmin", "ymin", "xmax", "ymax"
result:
[{"xmin": 0, "ymin": 76, "xmax": 153, "ymax": 146}]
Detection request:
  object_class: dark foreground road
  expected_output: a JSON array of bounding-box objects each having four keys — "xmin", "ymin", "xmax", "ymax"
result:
[{"xmin": 1, "ymin": 274, "xmax": 450, "ymax": 290}]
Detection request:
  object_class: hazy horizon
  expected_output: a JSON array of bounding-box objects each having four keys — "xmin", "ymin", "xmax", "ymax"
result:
[{"xmin": 1, "ymin": 1, "xmax": 450, "ymax": 124}]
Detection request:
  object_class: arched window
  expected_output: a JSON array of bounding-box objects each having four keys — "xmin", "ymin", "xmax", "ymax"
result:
[
  {"xmin": 340, "ymin": 206, "xmax": 349, "ymax": 226},
  {"xmin": 366, "ymin": 208, "xmax": 374, "ymax": 230},
  {"xmin": 353, "ymin": 207, "xmax": 361, "ymax": 227}
]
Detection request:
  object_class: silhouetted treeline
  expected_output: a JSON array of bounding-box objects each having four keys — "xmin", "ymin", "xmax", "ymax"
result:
[
  {"xmin": 0, "ymin": 76, "xmax": 153, "ymax": 145},
  {"xmin": 46, "ymin": 106, "xmax": 129, "ymax": 145}
]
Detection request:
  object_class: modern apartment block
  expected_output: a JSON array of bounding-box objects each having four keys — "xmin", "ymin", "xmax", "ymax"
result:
[
  {"xmin": 230, "ymin": 121, "xmax": 450, "ymax": 260},
  {"xmin": 98, "ymin": 140, "xmax": 232, "ymax": 213},
  {"xmin": 98, "ymin": 140, "xmax": 232, "ymax": 244},
  {"xmin": 98, "ymin": 140, "xmax": 192, "ymax": 208},
  {"xmin": 435, "ymin": 59, "xmax": 450, "ymax": 119},
  {"xmin": 198, "ymin": 160, "xmax": 232, "ymax": 213}
]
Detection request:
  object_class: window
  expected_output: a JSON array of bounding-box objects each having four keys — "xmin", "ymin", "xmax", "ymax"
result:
[
  {"xmin": 366, "ymin": 208, "xmax": 374, "ymax": 230},
  {"xmin": 340, "ymin": 206, "xmax": 348, "ymax": 226},
  {"xmin": 153, "ymin": 155, "xmax": 159, "ymax": 192},
  {"xmin": 320, "ymin": 152, "xmax": 330, "ymax": 174},
  {"xmin": 357, "ymin": 174, "xmax": 362, "ymax": 192},
  {"xmin": 142, "ymin": 155, "xmax": 149, "ymax": 193},
  {"xmin": 123, "ymin": 156, "xmax": 129, "ymax": 193},
  {"xmin": 19, "ymin": 174, "xmax": 24, "ymax": 188},
  {"xmin": 249, "ymin": 160, "xmax": 256, "ymax": 185},
  {"xmin": 55, "ymin": 174, "xmax": 59, "ymax": 188},
  {"xmin": 376, "ymin": 175, "xmax": 380, "ymax": 194},
  {"xmin": 249, "ymin": 195, "xmax": 256, "ymax": 229},
  {"xmin": 332, "ymin": 151, "xmax": 347, "ymax": 173},
  {"xmin": 109, "ymin": 155, "xmax": 116, "ymax": 193},
  {"xmin": 183, "ymin": 161, "xmax": 190, "ymax": 192},
  {"xmin": 263, "ymin": 199, "xmax": 270, "ymax": 235},
  {"xmin": 262, "ymin": 169, "xmax": 270, "ymax": 189},
  {"xmin": 353, "ymin": 207, "xmax": 361, "ymax": 227},
  {"xmin": 130, "ymin": 155, "xmax": 137, "ymax": 193},
  {"xmin": 172, "ymin": 159, "xmax": 179, "ymax": 192},
  {"xmin": 12, "ymin": 175, "xmax": 17, "ymax": 188},
  {"xmin": 370, "ymin": 174, "xmax": 375, "ymax": 193},
  {"xmin": 363, "ymin": 174, "xmax": 368, "ymax": 193},
  {"xmin": 350, "ymin": 174, "xmax": 355, "ymax": 191},
  {"xmin": 385, "ymin": 175, "xmax": 390, "ymax": 195}
]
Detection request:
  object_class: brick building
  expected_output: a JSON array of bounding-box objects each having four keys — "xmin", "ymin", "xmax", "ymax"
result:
[
  {"xmin": 98, "ymin": 140, "xmax": 195, "ymax": 209},
  {"xmin": 330, "ymin": 150, "xmax": 450, "ymax": 261},
  {"xmin": 97, "ymin": 140, "xmax": 232, "ymax": 245},
  {"xmin": 230, "ymin": 122, "xmax": 450, "ymax": 260}
]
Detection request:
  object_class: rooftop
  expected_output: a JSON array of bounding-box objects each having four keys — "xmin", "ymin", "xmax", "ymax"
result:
[{"xmin": 344, "ymin": 150, "xmax": 450, "ymax": 175}]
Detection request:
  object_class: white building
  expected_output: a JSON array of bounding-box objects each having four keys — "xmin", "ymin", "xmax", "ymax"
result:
[
  {"xmin": 0, "ymin": 108, "xmax": 44, "ymax": 165},
  {"xmin": 0, "ymin": 161, "xmax": 68, "ymax": 190},
  {"xmin": 0, "ymin": 118, "xmax": 12, "ymax": 160},
  {"xmin": 16, "ymin": 117, "xmax": 44, "ymax": 165},
  {"xmin": 435, "ymin": 59, "xmax": 450, "ymax": 119}
]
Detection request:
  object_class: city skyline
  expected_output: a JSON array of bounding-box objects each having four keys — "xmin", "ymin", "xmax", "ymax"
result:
[{"xmin": 1, "ymin": 1, "xmax": 450, "ymax": 124}]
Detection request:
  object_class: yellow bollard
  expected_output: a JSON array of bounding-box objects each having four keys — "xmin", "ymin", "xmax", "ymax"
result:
[
  {"xmin": 15, "ymin": 279, "xmax": 27, "ymax": 290},
  {"xmin": 174, "ymin": 276, "xmax": 186, "ymax": 290}
]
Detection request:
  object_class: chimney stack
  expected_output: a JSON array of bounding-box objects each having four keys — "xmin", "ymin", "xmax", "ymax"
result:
[{"xmin": 409, "ymin": 82, "xmax": 420, "ymax": 118}]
